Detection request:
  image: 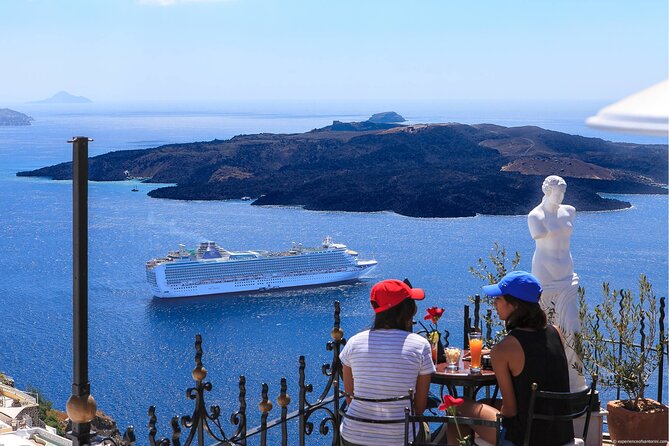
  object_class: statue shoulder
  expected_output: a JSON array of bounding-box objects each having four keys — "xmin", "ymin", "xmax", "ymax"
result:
[
  {"xmin": 528, "ymin": 206, "xmax": 547, "ymax": 238},
  {"xmin": 528, "ymin": 205, "xmax": 544, "ymax": 220},
  {"xmin": 562, "ymin": 204, "xmax": 576, "ymax": 216}
]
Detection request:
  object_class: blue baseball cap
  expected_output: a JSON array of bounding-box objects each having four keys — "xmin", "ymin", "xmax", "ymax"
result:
[{"xmin": 482, "ymin": 271, "xmax": 542, "ymax": 303}]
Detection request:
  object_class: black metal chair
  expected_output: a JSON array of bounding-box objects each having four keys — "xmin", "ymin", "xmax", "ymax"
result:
[
  {"xmin": 523, "ymin": 376, "xmax": 598, "ymax": 446},
  {"xmin": 403, "ymin": 408, "xmax": 503, "ymax": 446},
  {"xmin": 340, "ymin": 390, "xmax": 419, "ymax": 444}
]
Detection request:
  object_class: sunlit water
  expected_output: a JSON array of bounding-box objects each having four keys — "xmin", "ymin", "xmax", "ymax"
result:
[{"xmin": 0, "ymin": 103, "xmax": 666, "ymax": 441}]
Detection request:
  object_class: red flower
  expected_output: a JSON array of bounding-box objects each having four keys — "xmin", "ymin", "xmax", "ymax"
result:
[
  {"xmin": 439, "ymin": 395, "xmax": 470, "ymax": 444},
  {"xmin": 424, "ymin": 307, "xmax": 445, "ymax": 324},
  {"xmin": 438, "ymin": 395, "xmax": 464, "ymax": 412}
]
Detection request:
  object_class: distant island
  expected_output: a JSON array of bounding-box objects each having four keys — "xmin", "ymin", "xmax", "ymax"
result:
[
  {"xmin": 0, "ymin": 108, "xmax": 33, "ymax": 126},
  {"xmin": 32, "ymin": 91, "xmax": 92, "ymax": 104},
  {"xmin": 368, "ymin": 111, "xmax": 405, "ymax": 123},
  {"xmin": 312, "ymin": 111, "xmax": 407, "ymax": 132},
  {"xmin": 17, "ymin": 115, "xmax": 668, "ymax": 218}
]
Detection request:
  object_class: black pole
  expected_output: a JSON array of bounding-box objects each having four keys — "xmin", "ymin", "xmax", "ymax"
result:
[{"xmin": 66, "ymin": 137, "xmax": 96, "ymax": 446}]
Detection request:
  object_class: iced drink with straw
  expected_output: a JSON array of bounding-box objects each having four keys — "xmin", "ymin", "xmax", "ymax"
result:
[
  {"xmin": 468, "ymin": 332, "xmax": 483, "ymax": 373},
  {"xmin": 428, "ymin": 331, "xmax": 439, "ymax": 364}
]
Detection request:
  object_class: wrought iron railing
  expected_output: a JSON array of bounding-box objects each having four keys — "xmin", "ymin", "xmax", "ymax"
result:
[
  {"xmin": 123, "ymin": 295, "xmax": 665, "ymax": 446},
  {"xmin": 586, "ymin": 295, "xmax": 667, "ymax": 402},
  {"xmin": 145, "ymin": 300, "xmax": 347, "ymax": 446},
  {"xmin": 463, "ymin": 295, "xmax": 494, "ymax": 349},
  {"xmin": 86, "ymin": 292, "xmax": 665, "ymax": 446}
]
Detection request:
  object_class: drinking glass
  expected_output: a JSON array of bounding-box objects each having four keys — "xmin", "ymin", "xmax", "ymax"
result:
[
  {"xmin": 430, "ymin": 336, "xmax": 439, "ymax": 364},
  {"xmin": 468, "ymin": 332, "xmax": 483, "ymax": 373},
  {"xmin": 445, "ymin": 347, "xmax": 461, "ymax": 370}
]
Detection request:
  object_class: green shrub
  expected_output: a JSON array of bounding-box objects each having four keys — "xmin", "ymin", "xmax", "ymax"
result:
[
  {"xmin": 574, "ymin": 275, "xmax": 665, "ymax": 410},
  {"xmin": 469, "ymin": 242, "xmax": 520, "ymax": 345}
]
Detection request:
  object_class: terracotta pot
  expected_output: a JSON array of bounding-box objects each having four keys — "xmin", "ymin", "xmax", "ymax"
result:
[{"xmin": 607, "ymin": 399, "xmax": 668, "ymax": 446}]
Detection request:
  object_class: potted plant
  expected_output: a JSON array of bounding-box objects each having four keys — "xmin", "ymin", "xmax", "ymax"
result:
[{"xmin": 574, "ymin": 274, "xmax": 668, "ymax": 446}]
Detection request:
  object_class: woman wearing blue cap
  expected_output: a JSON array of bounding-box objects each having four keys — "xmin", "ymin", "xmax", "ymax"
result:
[
  {"xmin": 339, "ymin": 279, "xmax": 436, "ymax": 446},
  {"xmin": 451, "ymin": 271, "xmax": 573, "ymax": 446}
]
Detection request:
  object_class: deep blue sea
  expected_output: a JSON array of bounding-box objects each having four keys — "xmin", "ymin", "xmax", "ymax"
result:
[{"xmin": 0, "ymin": 101, "xmax": 667, "ymax": 442}]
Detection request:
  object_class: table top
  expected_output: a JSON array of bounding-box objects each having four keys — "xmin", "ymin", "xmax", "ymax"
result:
[{"xmin": 431, "ymin": 356, "xmax": 497, "ymax": 388}]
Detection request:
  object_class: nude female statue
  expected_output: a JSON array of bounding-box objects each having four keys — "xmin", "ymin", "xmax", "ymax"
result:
[
  {"xmin": 528, "ymin": 175, "xmax": 586, "ymax": 391},
  {"xmin": 528, "ymin": 176, "xmax": 575, "ymax": 285}
]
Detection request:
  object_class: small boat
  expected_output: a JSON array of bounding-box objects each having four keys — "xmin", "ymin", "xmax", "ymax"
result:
[
  {"xmin": 241, "ymin": 196, "xmax": 251, "ymax": 201},
  {"xmin": 131, "ymin": 188, "xmax": 139, "ymax": 192}
]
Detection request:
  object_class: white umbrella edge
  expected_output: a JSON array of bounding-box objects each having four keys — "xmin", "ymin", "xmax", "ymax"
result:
[{"xmin": 586, "ymin": 80, "xmax": 669, "ymax": 137}]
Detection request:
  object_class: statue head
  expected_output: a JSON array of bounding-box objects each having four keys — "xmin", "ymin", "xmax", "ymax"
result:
[{"xmin": 542, "ymin": 175, "xmax": 567, "ymax": 205}]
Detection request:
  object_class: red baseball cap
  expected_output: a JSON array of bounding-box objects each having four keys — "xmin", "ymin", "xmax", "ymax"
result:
[{"xmin": 370, "ymin": 279, "xmax": 425, "ymax": 314}]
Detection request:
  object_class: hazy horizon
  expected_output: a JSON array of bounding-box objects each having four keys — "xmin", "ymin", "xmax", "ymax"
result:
[{"xmin": 1, "ymin": 0, "xmax": 667, "ymax": 104}]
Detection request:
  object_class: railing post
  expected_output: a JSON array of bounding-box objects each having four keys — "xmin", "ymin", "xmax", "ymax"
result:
[
  {"xmin": 658, "ymin": 297, "xmax": 666, "ymax": 403},
  {"xmin": 331, "ymin": 301, "xmax": 344, "ymax": 446},
  {"xmin": 616, "ymin": 290, "xmax": 624, "ymax": 400},
  {"xmin": 298, "ymin": 356, "xmax": 307, "ymax": 446},
  {"xmin": 463, "ymin": 305, "xmax": 470, "ymax": 350},
  {"xmin": 485, "ymin": 309, "xmax": 492, "ymax": 345},
  {"xmin": 66, "ymin": 137, "xmax": 97, "ymax": 446},
  {"xmin": 258, "ymin": 383, "xmax": 272, "ymax": 446},
  {"xmin": 473, "ymin": 295, "xmax": 481, "ymax": 330},
  {"xmin": 277, "ymin": 378, "xmax": 290, "ymax": 446},
  {"xmin": 235, "ymin": 375, "xmax": 248, "ymax": 446},
  {"xmin": 192, "ymin": 335, "xmax": 207, "ymax": 446},
  {"xmin": 442, "ymin": 329, "xmax": 450, "ymax": 348}
]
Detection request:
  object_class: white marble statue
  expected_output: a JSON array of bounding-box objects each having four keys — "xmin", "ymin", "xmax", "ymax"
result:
[{"xmin": 528, "ymin": 175, "xmax": 586, "ymax": 391}]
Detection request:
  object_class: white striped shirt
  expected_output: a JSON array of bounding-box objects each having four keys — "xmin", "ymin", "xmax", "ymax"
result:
[{"xmin": 340, "ymin": 329, "xmax": 435, "ymax": 446}]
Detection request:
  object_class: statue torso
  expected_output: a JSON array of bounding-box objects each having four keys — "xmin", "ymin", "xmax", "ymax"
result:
[{"xmin": 529, "ymin": 204, "xmax": 575, "ymax": 284}]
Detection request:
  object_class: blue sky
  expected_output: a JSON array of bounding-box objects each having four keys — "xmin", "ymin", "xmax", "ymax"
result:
[{"xmin": 1, "ymin": 0, "xmax": 667, "ymax": 103}]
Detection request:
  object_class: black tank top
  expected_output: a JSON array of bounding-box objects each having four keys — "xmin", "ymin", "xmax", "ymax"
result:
[{"xmin": 503, "ymin": 325, "xmax": 574, "ymax": 446}]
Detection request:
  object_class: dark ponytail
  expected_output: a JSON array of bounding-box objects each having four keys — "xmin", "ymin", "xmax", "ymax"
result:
[{"xmin": 503, "ymin": 295, "xmax": 547, "ymax": 331}]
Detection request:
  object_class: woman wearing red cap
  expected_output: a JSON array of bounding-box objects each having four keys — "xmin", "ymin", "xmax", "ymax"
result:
[
  {"xmin": 339, "ymin": 279, "xmax": 436, "ymax": 446},
  {"xmin": 450, "ymin": 271, "xmax": 573, "ymax": 446}
]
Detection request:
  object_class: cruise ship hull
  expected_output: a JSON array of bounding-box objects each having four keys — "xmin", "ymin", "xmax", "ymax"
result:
[
  {"xmin": 146, "ymin": 238, "xmax": 377, "ymax": 298},
  {"xmin": 149, "ymin": 262, "xmax": 376, "ymax": 298}
]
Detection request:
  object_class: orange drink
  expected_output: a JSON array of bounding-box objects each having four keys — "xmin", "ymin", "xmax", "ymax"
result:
[
  {"xmin": 468, "ymin": 332, "xmax": 483, "ymax": 373},
  {"xmin": 431, "ymin": 342, "xmax": 438, "ymax": 364},
  {"xmin": 428, "ymin": 331, "xmax": 439, "ymax": 364}
]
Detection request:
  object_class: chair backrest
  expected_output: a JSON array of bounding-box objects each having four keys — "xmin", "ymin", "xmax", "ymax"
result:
[
  {"xmin": 342, "ymin": 389, "xmax": 415, "ymax": 424},
  {"xmin": 523, "ymin": 376, "xmax": 598, "ymax": 446},
  {"xmin": 404, "ymin": 409, "xmax": 503, "ymax": 446}
]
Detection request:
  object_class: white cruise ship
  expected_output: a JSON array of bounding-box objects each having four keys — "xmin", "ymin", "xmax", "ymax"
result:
[{"xmin": 145, "ymin": 237, "xmax": 377, "ymax": 298}]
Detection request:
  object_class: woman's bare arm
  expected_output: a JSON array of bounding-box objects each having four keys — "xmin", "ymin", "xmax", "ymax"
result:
[
  {"xmin": 413, "ymin": 374, "xmax": 432, "ymax": 414},
  {"xmin": 491, "ymin": 338, "xmax": 518, "ymax": 418},
  {"xmin": 342, "ymin": 364, "xmax": 354, "ymax": 406}
]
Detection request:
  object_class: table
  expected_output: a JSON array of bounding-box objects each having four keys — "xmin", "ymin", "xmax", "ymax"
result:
[{"xmin": 431, "ymin": 356, "xmax": 497, "ymax": 400}]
